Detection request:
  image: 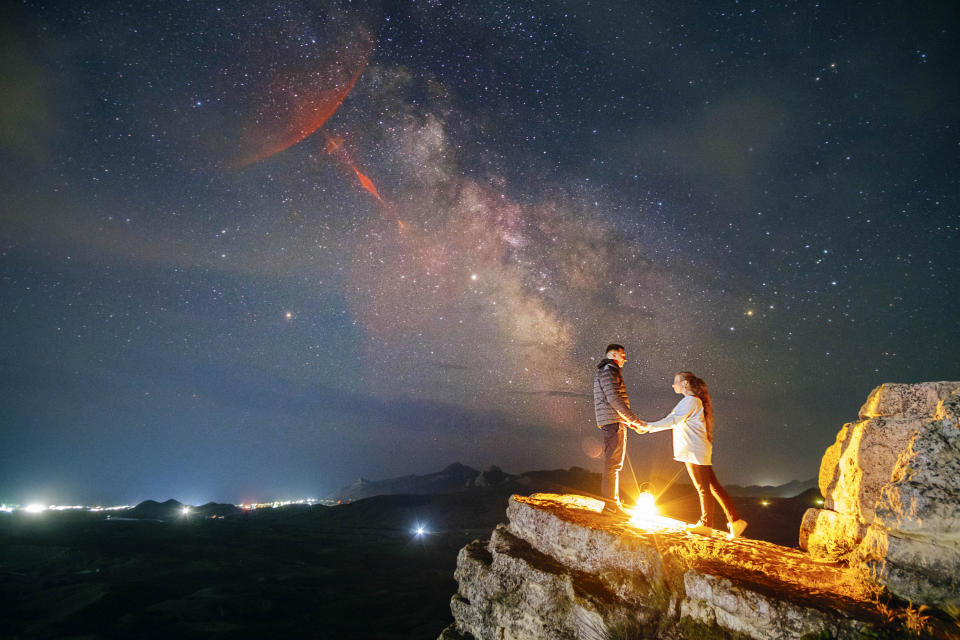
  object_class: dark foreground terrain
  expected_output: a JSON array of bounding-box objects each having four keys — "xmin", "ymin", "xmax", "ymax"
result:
[{"xmin": 1, "ymin": 484, "xmax": 821, "ymax": 639}]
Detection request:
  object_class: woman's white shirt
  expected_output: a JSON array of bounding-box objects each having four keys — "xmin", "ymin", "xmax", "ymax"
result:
[{"xmin": 645, "ymin": 395, "xmax": 712, "ymax": 465}]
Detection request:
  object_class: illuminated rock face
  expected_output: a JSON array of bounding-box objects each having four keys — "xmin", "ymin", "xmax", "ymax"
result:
[
  {"xmin": 801, "ymin": 381, "xmax": 960, "ymax": 611},
  {"xmin": 440, "ymin": 494, "xmax": 888, "ymax": 640}
]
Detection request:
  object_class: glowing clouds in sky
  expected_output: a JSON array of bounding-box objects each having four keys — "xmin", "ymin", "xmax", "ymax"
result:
[
  {"xmin": 233, "ymin": 43, "xmax": 371, "ymax": 168},
  {"xmin": 154, "ymin": 3, "xmax": 374, "ymax": 168}
]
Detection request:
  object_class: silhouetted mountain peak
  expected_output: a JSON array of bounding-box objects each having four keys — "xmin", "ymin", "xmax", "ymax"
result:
[
  {"xmin": 328, "ymin": 463, "xmax": 600, "ymax": 502},
  {"xmin": 126, "ymin": 498, "xmax": 187, "ymax": 520},
  {"xmin": 441, "ymin": 462, "xmax": 476, "ymax": 474}
]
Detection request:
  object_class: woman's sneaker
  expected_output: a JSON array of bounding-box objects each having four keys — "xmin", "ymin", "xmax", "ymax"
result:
[
  {"xmin": 685, "ymin": 521, "xmax": 714, "ymax": 536},
  {"xmin": 727, "ymin": 519, "xmax": 748, "ymax": 540}
]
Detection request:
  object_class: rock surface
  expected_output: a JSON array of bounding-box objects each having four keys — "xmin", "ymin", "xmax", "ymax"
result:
[
  {"xmin": 439, "ymin": 493, "xmax": 920, "ymax": 640},
  {"xmin": 801, "ymin": 382, "xmax": 960, "ymax": 612}
]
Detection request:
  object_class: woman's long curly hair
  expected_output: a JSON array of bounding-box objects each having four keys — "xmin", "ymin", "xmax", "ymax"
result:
[{"xmin": 676, "ymin": 371, "xmax": 713, "ymax": 443}]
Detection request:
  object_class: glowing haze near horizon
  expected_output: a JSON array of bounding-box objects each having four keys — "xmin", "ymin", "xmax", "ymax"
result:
[{"xmin": 2, "ymin": 1, "xmax": 958, "ymax": 505}]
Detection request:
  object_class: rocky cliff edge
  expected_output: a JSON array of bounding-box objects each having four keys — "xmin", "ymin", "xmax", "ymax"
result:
[{"xmin": 439, "ymin": 492, "xmax": 957, "ymax": 639}]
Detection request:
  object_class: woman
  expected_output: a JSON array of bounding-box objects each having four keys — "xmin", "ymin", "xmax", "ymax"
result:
[{"xmin": 640, "ymin": 372, "xmax": 748, "ymax": 540}]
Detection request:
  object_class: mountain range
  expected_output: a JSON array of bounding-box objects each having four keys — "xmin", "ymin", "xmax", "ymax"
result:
[{"xmin": 326, "ymin": 462, "xmax": 817, "ymax": 502}]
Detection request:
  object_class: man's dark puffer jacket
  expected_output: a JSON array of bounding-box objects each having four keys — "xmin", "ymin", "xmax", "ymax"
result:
[{"xmin": 593, "ymin": 358, "xmax": 639, "ymax": 427}]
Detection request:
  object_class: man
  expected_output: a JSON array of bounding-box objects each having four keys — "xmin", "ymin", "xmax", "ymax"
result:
[{"xmin": 594, "ymin": 343, "xmax": 644, "ymax": 514}]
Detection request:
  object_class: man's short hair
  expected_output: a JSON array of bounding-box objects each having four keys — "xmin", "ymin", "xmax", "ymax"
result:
[{"xmin": 605, "ymin": 343, "xmax": 625, "ymax": 354}]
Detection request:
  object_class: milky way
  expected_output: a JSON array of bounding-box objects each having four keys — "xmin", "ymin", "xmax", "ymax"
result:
[{"xmin": 1, "ymin": 1, "xmax": 957, "ymax": 504}]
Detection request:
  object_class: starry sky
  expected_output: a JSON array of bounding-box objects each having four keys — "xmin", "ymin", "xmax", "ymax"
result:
[{"xmin": 2, "ymin": 1, "xmax": 958, "ymax": 505}]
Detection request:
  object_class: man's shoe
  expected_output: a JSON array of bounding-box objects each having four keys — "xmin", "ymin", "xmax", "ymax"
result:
[
  {"xmin": 727, "ymin": 519, "xmax": 748, "ymax": 540},
  {"xmin": 602, "ymin": 502, "xmax": 631, "ymax": 518}
]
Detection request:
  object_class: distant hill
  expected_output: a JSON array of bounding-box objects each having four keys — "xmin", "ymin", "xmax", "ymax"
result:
[
  {"xmin": 125, "ymin": 499, "xmax": 185, "ymax": 520},
  {"xmin": 328, "ymin": 462, "xmax": 607, "ymax": 502},
  {"xmin": 125, "ymin": 499, "xmax": 239, "ymax": 520},
  {"xmin": 329, "ymin": 463, "xmax": 818, "ymax": 502},
  {"xmin": 331, "ymin": 462, "xmax": 482, "ymax": 502},
  {"xmin": 725, "ymin": 477, "xmax": 818, "ymax": 498}
]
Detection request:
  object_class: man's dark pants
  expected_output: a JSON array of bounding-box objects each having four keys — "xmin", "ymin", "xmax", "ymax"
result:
[{"xmin": 601, "ymin": 423, "xmax": 627, "ymax": 504}]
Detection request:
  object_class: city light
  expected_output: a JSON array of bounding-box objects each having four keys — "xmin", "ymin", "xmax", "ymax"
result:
[{"xmin": 3, "ymin": 497, "xmax": 327, "ymax": 516}]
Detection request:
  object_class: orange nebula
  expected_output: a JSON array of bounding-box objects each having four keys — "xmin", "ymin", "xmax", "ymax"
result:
[
  {"xmin": 325, "ymin": 135, "xmax": 344, "ymax": 154},
  {"xmin": 320, "ymin": 129, "xmax": 399, "ymax": 223},
  {"xmin": 236, "ymin": 40, "xmax": 372, "ymax": 167},
  {"xmin": 351, "ymin": 164, "xmax": 383, "ymax": 202}
]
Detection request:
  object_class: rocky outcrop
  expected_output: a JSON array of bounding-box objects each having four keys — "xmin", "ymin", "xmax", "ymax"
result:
[
  {"xmin": 800, "ymin": 382, "xmax": 960, "ymax": 612},
  {"xmin": 439, "ymin": 494, "xmax": 911, "ymax": 640},
  {"xmin": 438, "ymin": 382, "xmax": 960, "ymax": 639}
]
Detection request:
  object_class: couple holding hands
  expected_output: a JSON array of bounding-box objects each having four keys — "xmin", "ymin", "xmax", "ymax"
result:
[{"xmin": 593, "ymin": 343, "xmax": 748, "ymax": 540}]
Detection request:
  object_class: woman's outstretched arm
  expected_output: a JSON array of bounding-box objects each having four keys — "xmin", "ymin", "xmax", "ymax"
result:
[{"xmin": 643, "ymin": 396, "xmax": 698, "ymax": 433}]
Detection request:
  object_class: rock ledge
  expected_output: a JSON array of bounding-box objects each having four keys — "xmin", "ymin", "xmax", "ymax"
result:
[{"xmin": 440, "ymin": 493, "xmax": 957, "ymax": 640}]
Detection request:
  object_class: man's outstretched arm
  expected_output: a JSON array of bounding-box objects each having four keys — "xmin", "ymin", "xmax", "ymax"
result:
[{"xmin": 598, "ymin": 368, "xmax": 640, "ymax": 424}]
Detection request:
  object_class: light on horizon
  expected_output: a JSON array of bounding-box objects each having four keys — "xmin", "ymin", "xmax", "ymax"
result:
[{"xmin": 25, "ymin": 504, "xmax": 47, "ymax": 513}]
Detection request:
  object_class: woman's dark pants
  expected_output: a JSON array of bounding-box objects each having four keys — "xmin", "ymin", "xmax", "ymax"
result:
[{"xmin": 684, "ymin": 462, "xmax": 740, "ymax": 527}]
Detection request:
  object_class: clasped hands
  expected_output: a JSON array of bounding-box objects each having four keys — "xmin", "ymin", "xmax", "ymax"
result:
[{"xmin": 627, "ymin": 420, "xmax": 649, "ymax": 434}]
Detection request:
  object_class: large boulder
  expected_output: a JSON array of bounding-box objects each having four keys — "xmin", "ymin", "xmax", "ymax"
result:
[
  {"xmin": 440, "ymin": 493, "xmax": 921, "ymax": 640},
  {"xmin": 800, "ymin": 382, "xmax": 960, "ymax": 612}
]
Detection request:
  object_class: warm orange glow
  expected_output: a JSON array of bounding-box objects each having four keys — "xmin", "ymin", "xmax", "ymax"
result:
[
  {"xmin": 551, "ymin": 494, "xmax": 607, "ymax": 511},
  {"xmin": 325, "ymin": 135, "xmax": 344, "ymax": 154},
  {"xmin": 320, "ymin": 130, "xmax": 393, "ymax": 211},
  {"xmin": 351, "ymin": 164, "xmax": 383, "ymax": 202},
  {"xmin": 628, "ymin": 492, "xmax": 659, "ymax": 527},
  {"xmin": 236, "ymin": 44, "xmax": 371, "ymax": 167},
  {"xmin": 627, "ymin": 492, "xmax": 686, "ymax": 529}
]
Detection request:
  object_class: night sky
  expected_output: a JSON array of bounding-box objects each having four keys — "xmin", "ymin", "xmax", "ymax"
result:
[{"xmin": 2, "ymin": 1, "xmax": 958, "ymax": 505}]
